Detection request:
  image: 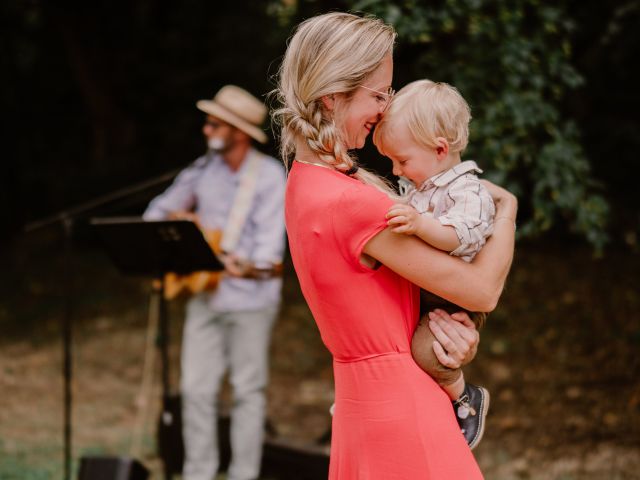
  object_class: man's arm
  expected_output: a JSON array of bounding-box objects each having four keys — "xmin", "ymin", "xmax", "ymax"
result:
[{"xmin": 143, "ymin": 160, "xmax": 203, "ymax": 220}]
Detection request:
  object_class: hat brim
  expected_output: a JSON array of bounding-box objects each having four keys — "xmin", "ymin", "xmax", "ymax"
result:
[{"xmin": 196, "ymin": 100, "xmax": 268, "ymax": 144}]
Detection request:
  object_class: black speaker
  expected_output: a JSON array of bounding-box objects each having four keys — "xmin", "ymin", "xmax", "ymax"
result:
[
  {"xmin": 78, "ymin": 456, "xmax": 149, "ymax": 480},
  {"xmin": 156, "ymin": 394, "xmax": 232, "ymax": 474}
]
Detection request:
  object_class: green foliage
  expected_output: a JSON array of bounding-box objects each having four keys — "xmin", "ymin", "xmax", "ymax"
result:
[{"xmin": 350, "ymin": 0, "xmax": 609, "ymax": 249}]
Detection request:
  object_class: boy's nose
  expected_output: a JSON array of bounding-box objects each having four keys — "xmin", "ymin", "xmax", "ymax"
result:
[{"xmin": 392, "ymin": 164, "xmax": 401, "ymax": 176}]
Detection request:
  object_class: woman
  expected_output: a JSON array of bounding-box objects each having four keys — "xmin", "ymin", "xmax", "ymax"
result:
[{"xmin": 272, "ymin": 12, "xmax": 517, "ymax": 479}]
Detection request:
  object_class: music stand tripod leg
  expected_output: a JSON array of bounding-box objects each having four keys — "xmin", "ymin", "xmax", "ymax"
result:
[
  {"xmin": 62, "ymin": 216, "xmax": 74, "ymax": 480},
  {"xmin": 152, "ymin": 277, "xmax": 174, "ymax": 480}
]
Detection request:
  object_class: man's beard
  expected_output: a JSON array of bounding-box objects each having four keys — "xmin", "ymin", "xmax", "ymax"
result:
[{"xmin": 208, "ymin": 137, "xmax": 229, "ymax": 152}]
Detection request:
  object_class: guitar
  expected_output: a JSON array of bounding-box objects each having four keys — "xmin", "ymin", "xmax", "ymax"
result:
[
  {"xmin": 163, "ymin": 227, "xmax": 223, "ymax": 300},
  {"xmin": 162, "ymin": 216, "xmax": 282, "ymax": 300}
]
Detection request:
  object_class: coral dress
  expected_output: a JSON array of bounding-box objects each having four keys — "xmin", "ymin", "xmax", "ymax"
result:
[{"xmin": 285, "ymin": 162, "xmax": 483, "ymax": 479}]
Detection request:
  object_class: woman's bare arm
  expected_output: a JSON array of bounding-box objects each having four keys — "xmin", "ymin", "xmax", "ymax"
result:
[{"xmin": 363, "ymin": 182, "xmax": 517, "ymax": 312}]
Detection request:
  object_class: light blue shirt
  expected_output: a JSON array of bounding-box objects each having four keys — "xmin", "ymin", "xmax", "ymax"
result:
[{"xmin": 143, "ymin": 148, "xmax": 286, "ymax": 311}]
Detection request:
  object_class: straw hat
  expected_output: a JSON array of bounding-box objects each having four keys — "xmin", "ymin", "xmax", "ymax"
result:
[{"xmin": 196, "ymin": 85, "xmax": 268, "ymax": 144}]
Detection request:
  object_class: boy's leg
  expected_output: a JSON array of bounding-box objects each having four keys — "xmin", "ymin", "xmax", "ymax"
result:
[
  {"xmin": 411, "ymin": 309, "xmax": 490, "ymax": 450},
  {"xmin": 416, "ymin": 290, "xmax": 479, "ymax": 399},
  {"xmin": 452, "ymin": 382, "xmax": 490, "ymax": 450},
  {"xmin": 411, "ymin": 315, "xmax": 464, "ymax": 398},
  {"xmin": 454, "ymin": 310, "xmax": 490, "ymax": 449}
]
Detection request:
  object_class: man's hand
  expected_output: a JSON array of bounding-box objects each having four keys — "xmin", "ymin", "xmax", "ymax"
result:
[
  {"xmin": 221, "ymin": 253, "xmax": 247, "ymax": 277},
  {"xmin": 386, "ymin": 203, "xmax": 422, "ymax": 235},
  {"xmin": 168, "ymin": 211, "xmax": 201, "ymax": 227}
]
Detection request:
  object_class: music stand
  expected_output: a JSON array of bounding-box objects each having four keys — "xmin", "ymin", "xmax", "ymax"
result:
[
  {"xmin": 91, "ymin": 217, "xmax": 224, "ymax": 276},
  {"xmin": 91, "ymin": 217, "xmax": 224, "ymax": 479}
]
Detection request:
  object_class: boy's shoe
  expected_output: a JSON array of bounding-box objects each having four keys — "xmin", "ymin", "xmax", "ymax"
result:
[{"xmin": 452, "ymin": 383, "xmax": 490, "ymax": 450}]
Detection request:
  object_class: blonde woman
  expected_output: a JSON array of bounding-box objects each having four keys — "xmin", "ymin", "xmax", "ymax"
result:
[{"xmin": 273, "ymin": 12, "xmax": 517, "ymax": 479}]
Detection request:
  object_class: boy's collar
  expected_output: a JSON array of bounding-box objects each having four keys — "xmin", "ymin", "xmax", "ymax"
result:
[{"xmin": 425, "ymin": 160, "xmax": 482, "ymax": 188}]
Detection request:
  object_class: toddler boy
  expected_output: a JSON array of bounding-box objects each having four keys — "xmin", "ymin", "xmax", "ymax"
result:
[{"xmin": 373, "ymin": 80, "xmax": 495, "ymax": 449}]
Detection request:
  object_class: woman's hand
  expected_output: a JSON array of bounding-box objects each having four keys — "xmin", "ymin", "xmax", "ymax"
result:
[
  {"xmin": 480, "ymin": 180, "xmax": 518, "ymax": 221},
  {"xmin": 427, "ymin": 309, "xmax": 479, "ymax": 368}
]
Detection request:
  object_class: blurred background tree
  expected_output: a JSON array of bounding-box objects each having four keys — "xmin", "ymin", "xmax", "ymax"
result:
[
  {"xmin": 3, "ymin": 0, "xmax": 639, "ymax": 252},
  {"xmin": 347, "ymin": 0, "xmax": 617, "ymax": 249},
  {"xmin": 3, "ymin": 4, "xmax": 639, "ymax": 479}
]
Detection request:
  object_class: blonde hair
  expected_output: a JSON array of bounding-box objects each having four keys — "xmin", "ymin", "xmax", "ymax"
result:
[
  {"xmin": 271, "ymin": 12, "xmax": 397, "ymax": 195},
  {"xmin": 374, "ymin": 79, "xmax": 471, "ymax": 155}
]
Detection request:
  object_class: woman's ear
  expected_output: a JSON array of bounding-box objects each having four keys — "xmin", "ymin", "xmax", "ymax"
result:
[
  {"xmin": 320, "ymin": 94, "xmax": 336, "ymax": 112},
  {"xmin": 435, "ymin": 137, "xmax": 449, "ymax": 159}
]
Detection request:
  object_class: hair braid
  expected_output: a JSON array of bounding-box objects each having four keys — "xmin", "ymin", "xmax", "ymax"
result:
[{"xmin": 271, "ymin": 12, "xmax": 399, "ymax": 197}]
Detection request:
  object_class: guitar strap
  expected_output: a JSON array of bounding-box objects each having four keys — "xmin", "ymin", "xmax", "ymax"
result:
[{"xmin": 220, "ymin": 148, "xmax": 263, "ymax": 254}]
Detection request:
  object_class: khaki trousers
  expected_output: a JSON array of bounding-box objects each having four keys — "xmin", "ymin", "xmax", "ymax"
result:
[{"xmin": 180, "ymin": 296, "xmax": 278, "ymax": 480}]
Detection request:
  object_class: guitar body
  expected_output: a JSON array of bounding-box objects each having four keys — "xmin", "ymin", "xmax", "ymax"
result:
[{"xmin": 164, "ymin": 229, "xmax": 223, "ymax": 300}]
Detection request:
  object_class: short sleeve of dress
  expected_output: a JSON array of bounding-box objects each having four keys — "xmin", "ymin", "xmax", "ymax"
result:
[{"xmin": 330, "ymin": 183, "xmax": 394, "ymax": 269}]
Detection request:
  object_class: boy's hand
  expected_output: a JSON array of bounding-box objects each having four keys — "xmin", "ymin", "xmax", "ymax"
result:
[{"xmin": 386, "ymin": 203, "xmax": 421, "ymax": 235}]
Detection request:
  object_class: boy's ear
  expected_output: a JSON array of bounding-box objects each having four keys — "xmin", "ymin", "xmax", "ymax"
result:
[
  {"xmin": 320, "ymin": 94, "xmax": 336, "ymax": 112},
  {"xmin": 435, "ymin": 137, "xmax": 449, "ymax": 159}
]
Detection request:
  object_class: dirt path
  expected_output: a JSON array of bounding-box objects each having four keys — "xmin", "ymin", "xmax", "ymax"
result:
[{"xmin": 1, "ymin": 241, "xmax": 638, "ymax": 478}]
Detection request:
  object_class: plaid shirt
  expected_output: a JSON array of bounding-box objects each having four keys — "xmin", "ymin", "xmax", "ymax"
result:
[{"xmin": 401, "ymin": 160, "xmax": 495, "ymax": 262}]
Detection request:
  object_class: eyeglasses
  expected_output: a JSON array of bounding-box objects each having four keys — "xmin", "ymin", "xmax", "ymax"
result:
[
  {"xmin": 204, "ymin": 118, "xmax": 225, "ymax": 129},
  {"xmin": 359, "ymin": 85, "xmax": 395, "ymax": 112}
]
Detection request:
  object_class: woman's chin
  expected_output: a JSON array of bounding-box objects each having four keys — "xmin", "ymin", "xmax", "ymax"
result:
[{"xmin": 353, "ymin": 137, "xmax": 367, "ymax": 150}]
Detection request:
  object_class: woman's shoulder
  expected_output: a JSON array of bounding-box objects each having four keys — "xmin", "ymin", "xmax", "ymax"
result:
[
  {"xmin": 287, "ymin": 164, "xmax": 392, "ymax": 223},
  {"xmin": 287, "ymin": 162, "xmax": 351, "ymax": 197},
  {"xmin": 290, "ymin": 163, "xmax": 390, "ymax": 204},
  {"xmin": 335, "ymin": 184, "xmax": 392, "ymax": 221},
  {"xmin": 338, "ymin": 179, "xmax": 391, "ymax": 205}
]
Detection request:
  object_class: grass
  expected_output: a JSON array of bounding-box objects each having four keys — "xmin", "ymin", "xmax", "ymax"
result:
[{"xmin": 1, "ymin": 230, "xmax": 639, "ymax": 479}]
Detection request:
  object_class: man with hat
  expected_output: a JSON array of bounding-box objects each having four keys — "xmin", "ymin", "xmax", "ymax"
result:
[{"xmin": 144, "ymin": 85, "xmax": 286, "ymax": 480}]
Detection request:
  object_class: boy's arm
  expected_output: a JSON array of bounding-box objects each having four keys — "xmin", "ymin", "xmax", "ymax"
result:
[
  {"xmin": 413, "ymin": 213, "xmax": 461, "ymax": 252},
  {"xmin": 370, "ymin": 182, "xmax": 517, "ymax": 313},
  {"xmin": 438, "ymin": 176, "xmax": 496, "ymax": 258},
  {"xmin": 386, "ymin": 203, "xmax": 461, "ymax": 252}
]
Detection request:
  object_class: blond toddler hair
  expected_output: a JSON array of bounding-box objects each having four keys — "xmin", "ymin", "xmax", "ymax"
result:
[{"xmin": 374, "ymin": 79, "xmax": 471, "ymax": 155}]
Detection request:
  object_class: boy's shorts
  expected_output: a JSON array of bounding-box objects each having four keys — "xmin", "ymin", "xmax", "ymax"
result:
[{"xmin": 419, "ymin": 290, "xmax": 487, "ymax": 330}]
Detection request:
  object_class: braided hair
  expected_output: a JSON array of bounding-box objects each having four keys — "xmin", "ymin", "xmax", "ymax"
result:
[{"xmin": 271, "ymin": 12, "xmax": 398, "ymax": 195}]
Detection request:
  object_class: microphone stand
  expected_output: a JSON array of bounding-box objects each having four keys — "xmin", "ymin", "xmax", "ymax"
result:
[{"xmin": 23, "ymin": 167, "xmax": 181, "ymax": 480}]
